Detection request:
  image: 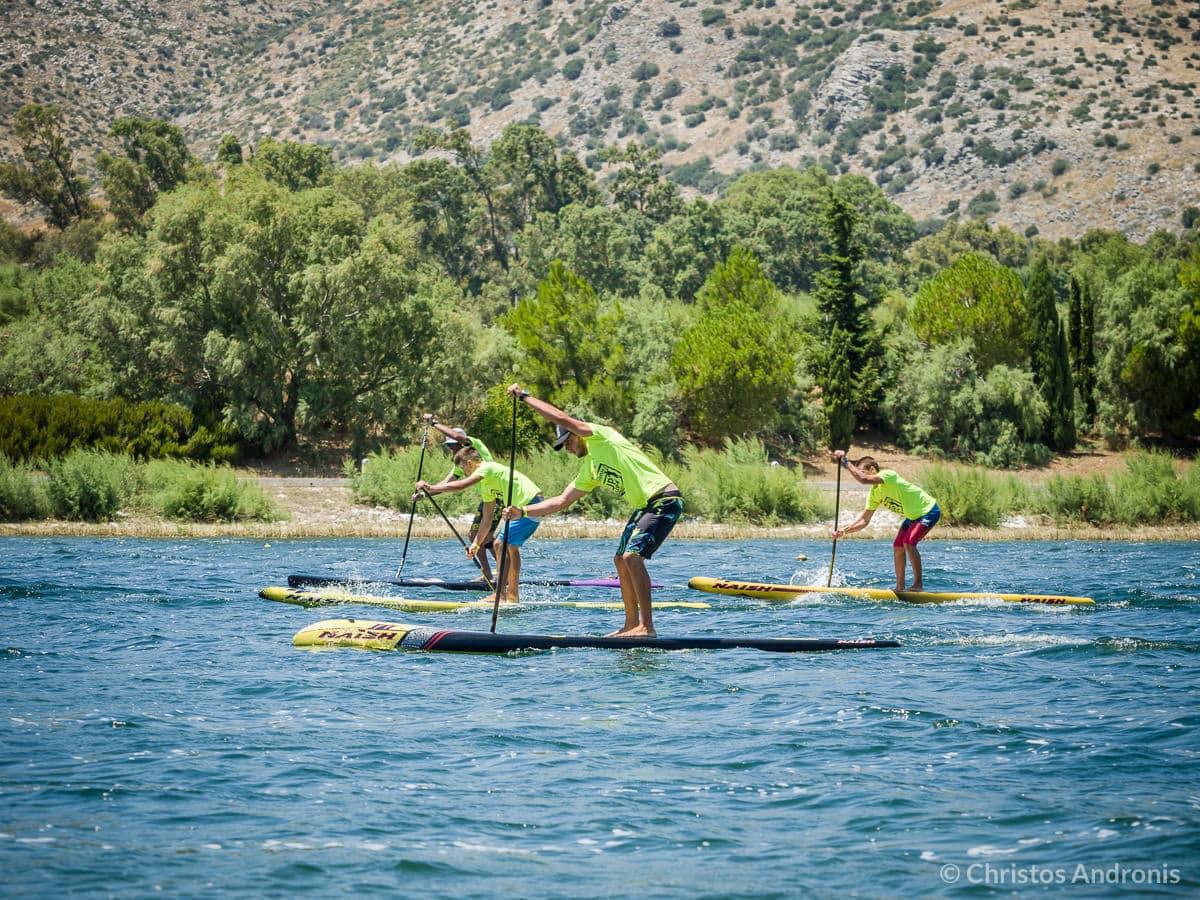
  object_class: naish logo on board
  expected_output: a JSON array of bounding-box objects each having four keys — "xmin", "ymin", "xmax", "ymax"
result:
[
  {"xmin": 317, "ymin": 622, "xmax": 405, "ymax": 639},
  {"xmin": 712, "ymin": 581, "xmax": 780, "ymax": 592}
]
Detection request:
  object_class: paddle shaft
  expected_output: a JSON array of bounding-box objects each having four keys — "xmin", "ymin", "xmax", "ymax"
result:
[
  {"xmin": 419, "ymin": 488, "xmax": 496, "ymax": 593},
  {"xmin": 490, "ymin": 393, "xmax": 519, "ymax": 633},
  {"xmin": 396, "ymin": 424, "xmax": 430, "ymax": 579},
  {"xmin": 827, "ymin": 456, "xmax": 842, "ymax": 588}
]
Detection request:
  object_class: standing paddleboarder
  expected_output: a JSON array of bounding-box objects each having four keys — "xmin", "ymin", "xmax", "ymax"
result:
[
  {"xmin": 502, "ymin": 383, "xmax": 683, "ymax": 637},
  {"xmin": 830, "ymin": 450, "xmax": 941, "ymax": 592},
  {"xmin": 423, "ymin": 414, "xmax": 498, "ymax": 584},
  {"xmin": 414, "ymin": 446, "xmax": 543, "ymax": 605}
]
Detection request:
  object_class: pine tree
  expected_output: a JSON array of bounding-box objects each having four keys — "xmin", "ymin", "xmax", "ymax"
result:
[{"xmin": 1026, "ymin": 257, "xmax": 1076, "ymax": 451}]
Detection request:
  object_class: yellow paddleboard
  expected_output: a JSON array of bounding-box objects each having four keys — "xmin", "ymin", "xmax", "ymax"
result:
[
  {"xmin": 687, "ymin": 577, "xmax": 1094, "ymax": 606},
  {"xmin": 261, "ymin": 586, "xmax": 710, "ymax": 612}
]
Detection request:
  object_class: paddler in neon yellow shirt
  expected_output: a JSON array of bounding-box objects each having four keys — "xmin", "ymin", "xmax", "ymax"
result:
[
  {"xmin": 830, "ymin": 449, "xmax": 941, "ymax": 592},
  {"xmin": 502, "ymin": 383, "xmax": 683, "ymax": 638},
  {"xmin": 423, "ymin": 413, "xmax": 498, "ymax": 583},
  {"xmin": 414, "ymin": 446, "xmax": 543, "ymax": 605}
]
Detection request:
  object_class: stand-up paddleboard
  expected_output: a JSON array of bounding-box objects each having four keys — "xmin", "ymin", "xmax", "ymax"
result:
[
  {"xmin": 261, "ymin": 586, "xmax": 709, "ymax": 612},
  {"xmin": 688, "ymin": 577, "xmax": 1094, "ymax": 606},
  {"xmin": 292, "ymin": 618, "xmax": 901, "ymax": 653},
  {"xmin": 287, "ymin": 574, "xmax": 660, "ymax": 592}
]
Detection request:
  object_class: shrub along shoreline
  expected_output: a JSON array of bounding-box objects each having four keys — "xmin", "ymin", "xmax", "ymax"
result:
[{"xmin": 2, "ymin": 445, "xmax": 1198, "ymax": 538}]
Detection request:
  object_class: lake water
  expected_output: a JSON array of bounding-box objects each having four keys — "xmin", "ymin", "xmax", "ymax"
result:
[{"xmin": 2, "ymin": 537, "xmax": 1198, "ymax": 896}]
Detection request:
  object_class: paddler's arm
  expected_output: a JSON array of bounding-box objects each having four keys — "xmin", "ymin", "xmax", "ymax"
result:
[
  {"xmin": 832, "ymin": 449, "xmax": 883, "ymax": 485},
  {"xmin": 469, "ymin": 501, "xmax": 497, "ymax": 558},
  {"xmin": 502, "ymin": 485, "xmax": 588, "ymax": 520},
  {"xmin": 833, "ymin": 508, "xmax": 874, "ymax": 539},
  {"xmin": 423, "ymin": 413, "xmax": 471, "ymax": 445},
  {"xmin": 506, "ymin": 383, "xmax": 593, "ymax": 439},
  {"xmin": 413, "ymin": 472, "xmax": 482, "ymax": 501}
]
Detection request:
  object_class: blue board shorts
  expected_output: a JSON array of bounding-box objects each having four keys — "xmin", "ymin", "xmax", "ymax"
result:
[
  {"xmin": 497, "ymin": 496, "xmax": 542, "ymax": 548},
  {"xmin": 617, "ymin": 490, "xmax": 684, "ymax": 560}
]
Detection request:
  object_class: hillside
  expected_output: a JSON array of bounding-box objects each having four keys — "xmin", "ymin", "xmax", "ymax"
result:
[{"xmin": 2, "ymin": 0, "xmax": 1199, "ymax": 239}]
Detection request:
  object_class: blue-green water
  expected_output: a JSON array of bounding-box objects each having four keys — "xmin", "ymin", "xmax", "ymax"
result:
[{"xmin": 2, "ymin": 537, "xmax": 1198, "ymax": 896}]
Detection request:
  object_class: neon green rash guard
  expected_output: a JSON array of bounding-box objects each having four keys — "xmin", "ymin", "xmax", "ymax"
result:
[
  {"xmin": 450, "ymin": 436, "xmax": 494, "ymax": 479},
  {"xmin": 866, "ymin": 470, "xmax": 937, "ymax": 520},
  {"xmin": 573, "ymin": 423, "xmax": 673, "ymax": 510},
  {"xmin": 474, "ymin": 460, "xmax": 541, "ymax": 508}
]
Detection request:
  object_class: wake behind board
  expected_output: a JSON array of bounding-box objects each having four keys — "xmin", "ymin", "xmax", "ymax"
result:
[
  {"xmin": 261, "ymin": 586, "xmax": 709, "ymax": 612},
  {"xmin": 688, "ymin": 577, "xmax": 1094, "ymax": 606},
  {"xmin": 292, "ymin": 618, "xmax": 900, "ymax": 654},
  {"xmin": 287, "ymin": 574, "xmax": 660, "ymax": 592}
]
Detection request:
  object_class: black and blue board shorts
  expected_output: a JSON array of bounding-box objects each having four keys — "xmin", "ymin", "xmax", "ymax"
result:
[{"xmin": 617, "ymin": 490, "xmax": 683, "ymax": 560}]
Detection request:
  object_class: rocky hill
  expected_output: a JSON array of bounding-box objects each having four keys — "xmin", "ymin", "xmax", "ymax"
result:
[{"xmin": 2, "ymin": 0, "xmax": 1198, "ymax": 239}]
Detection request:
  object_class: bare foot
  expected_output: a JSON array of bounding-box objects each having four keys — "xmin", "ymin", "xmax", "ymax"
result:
[
  {"xmin": 481, "ymin": 593, "xmax": 497, "ymax": 604},
  {"xmin": 606, "ymin": 626, "xmax": 656, "ymax": 638},
  {"xmin": 909, "ymin": 584, "xmax": 924, "ymax": 592},
  {"xmin": 893, "ymin": 585, "xmax": 906, "ymax": 593}
]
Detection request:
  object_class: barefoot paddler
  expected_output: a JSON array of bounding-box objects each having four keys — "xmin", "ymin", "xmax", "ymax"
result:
[
  {"xmin": 831, "ymin": 450, "xmax": 941, "ymax": 592},
  {"xmin": 414, "ymin": 446, "xmax": 543, "ymax": 605},
  {"xmin": 424, "ymin": 413, "xmax": 498, "ymax": 584},
  {"xmin": 503, "ymin": 383, "xmax": 683, "ymax": 637}
]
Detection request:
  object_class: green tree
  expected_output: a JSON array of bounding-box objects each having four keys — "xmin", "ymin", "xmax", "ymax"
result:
[
  {"xmin": 399, "ymin": 157, "xmax": 482, "ymax": 286},
  {"xmin": 641, "ymin": 198, "xmax": 731, "ymax": 302},
  {"xmin": 672, "ymin": 249, "xmax": 794, "ymax": 442},
  {"xmin": 820, "ymin": 327, "xmax": 856, "ymax": 450},
  {"xmin": 503, "ymin": 261, "xmax": 624, "ymax": 416},
  {"xmin": 603, "ymin": 142, "xmax": 683, "ymax": 224},
  {"xmin": 217, "ymin": 134, "xmax": 243, "ymax": 167},
  {"xmin": 488, "ymin": 124, "xmax": 598, "ymax": 233},
  {"xmin": 1025, "ymin": 256, "xmax": 1075, "ymax": 451},
  {"xmin": 414, "ymin": 127, "xmax": 510, "ymax": 271},
  {"xmin": 98, "ymin": 116, "xmax": 195, "ymax": 231},
  {"xmin": 720, "ymin": 166, "xmax": 914, "ymax": 297},
  {"xmin": 0, "ymin": 103, "xmax": 94, "ymax": 229},
  {"xmin": 250, "ymin": 137, "xmax": 334, "ymax": 191},
  {"xmin": 909, "ymin": 252, "xmax": 1027, "ymax": 370},
  {"xmin": 94, "ymin": 172, "xmax": 456, "ymax": 449},
  {"xmin": 1093, "ymin": 256, "xmax": 1200, "ymax": 443},
  {"xmin": 1067, "ymin": 274, "xmax": 1097, "ymax": 425}
]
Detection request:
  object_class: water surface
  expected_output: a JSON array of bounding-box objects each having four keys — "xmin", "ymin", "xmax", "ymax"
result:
[{"xmin": 2, "ymin": 537, "xmax": 1197, "ymax": 896}]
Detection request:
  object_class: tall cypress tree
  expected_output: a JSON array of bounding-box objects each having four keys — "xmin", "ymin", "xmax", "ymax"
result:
[
  {"xmin": 1026, "ymin": 257, "xmax": 1076, "ymax": 451},
  {"xmin": 813, "ymin": 188, "xmax": 877, "ymax": 443},
  {"xmin": 1067, "ymin": 274, "xmax": 1096, "ymax": 427}
]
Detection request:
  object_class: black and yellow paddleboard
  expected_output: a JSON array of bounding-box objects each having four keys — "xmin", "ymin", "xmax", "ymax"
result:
[
  {"xmin": 688, "ymin": 577, "xmax": 1094, "ymax": 606},
  {"xmin": 260, "ymin": 586, "xmax": 710, "ymax": 612},
  {"xmin": 292, "ymin": 618, "xmax": 901, "ymax": 653}
]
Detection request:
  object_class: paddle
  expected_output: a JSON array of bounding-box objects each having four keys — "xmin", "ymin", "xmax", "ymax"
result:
[
  {"xmin": 418, "ymin": 487, "xmax": 496, "ymax": 594},
  {"xmin": 827, "ymin": 452, "xmax": 842, "ymax": 588},
  {"xmin": 395, "ymin": 422, "xmax": 430, "ymax": 579},
  {"xmin": 490, "ymin": 392, "xmax": 519, "ymax": 634}
]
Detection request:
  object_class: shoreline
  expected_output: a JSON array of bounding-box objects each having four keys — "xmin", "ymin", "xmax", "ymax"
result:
[{"xmin": 2, "ymin": 516, "xmax": 1198, "ymax": 541}]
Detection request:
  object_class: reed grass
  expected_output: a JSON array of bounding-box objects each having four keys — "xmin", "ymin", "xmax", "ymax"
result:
[
  {"xmin": 45, "ymin": 449, "xmax": 139, "ymax": 522},
  {"xmin": 1038, "ymin": 451, "xmax": 1200, "ymax": 525},
  {"xmin": 141, "ymin": 459, "xmax": 285, "ymax": 522},
  {"xmin": 0, "ymin": 456, "xmax": 49, "ymax": 521},
  {"xmin": 350, "ymin": 438, "xmax": 827, "ymax": 525}
]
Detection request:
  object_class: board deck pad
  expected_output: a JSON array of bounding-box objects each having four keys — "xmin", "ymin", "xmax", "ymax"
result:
[
  {"xmin": 287, "ymin": 574, "xmax": 660, "ymax": 592},
  {"xmin": 687, "ymin": 576, "xmax": 1094, "ymax": 606},
  {"xmin": 292, "ymin": 618, "xmax": 901, "ymax": 653},
  {"xmin": 261, "ymin": 586, "xmax": 710, "ymax": 612}
]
